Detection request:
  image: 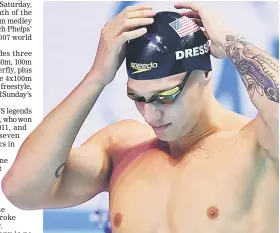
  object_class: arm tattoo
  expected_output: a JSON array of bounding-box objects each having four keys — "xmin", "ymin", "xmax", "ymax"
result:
[
  {"xmin": 224, "ymin": 34, "xmax": 279, "ymax": 102},
  {"xmin": 55, "ymin": 162, "xmax": 65, "ymax": 178}
]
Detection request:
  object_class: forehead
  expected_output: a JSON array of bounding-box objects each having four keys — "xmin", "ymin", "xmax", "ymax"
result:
[{"xmin": 127, "ymin": 72, "xmax": 186, "ymax": 94}]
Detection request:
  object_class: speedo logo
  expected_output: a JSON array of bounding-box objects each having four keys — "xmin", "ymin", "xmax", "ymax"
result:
[
  {"xmin": 175, "ymin": 42, "xmax": 210, "ymax": 60},
  {"xmin": 130, "ymin": 62, "xmax": 158, "ymax": 74}
]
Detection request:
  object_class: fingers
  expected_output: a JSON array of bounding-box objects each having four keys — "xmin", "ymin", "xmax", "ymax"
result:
[
  {"xmin": 123, "ymin": 3, "xmax": 153, "ymax": 12},
  {"xmin": 113, "ymin": 17, "xmax": 154, "ymax": 37},
  {"xmin": 174, "ymin": 2, "xmax": 203, "ymax": 12},
  {"xmin": 180, "ymin": 11, "xmax": 201, "ymax": 19},
  {"xmin": 191, "ymin": 18, "xmax": 203, "ymax": 27},
  {"xmin": 204, "ymin": 31, "xmax": 210, "ymax": 40},
  {"xmin": 104, "ymin": 4, "xmax": 156, "ymax": 41},
  {"xmin": 125, "ymin": 9, "xmax": 156, "ymax": 19},
  {"xmin": 115, "ymin": 27, "xmax": 147, "ymax": 45}
]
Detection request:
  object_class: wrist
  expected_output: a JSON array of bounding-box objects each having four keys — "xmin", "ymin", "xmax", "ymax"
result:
[
  {"xmin": 218, "ymin": 29, "xmax": 240, "ymax": 58},
  {"xmin": 85, "ymin": 68, "xmax": 108, "ymax": 89}
]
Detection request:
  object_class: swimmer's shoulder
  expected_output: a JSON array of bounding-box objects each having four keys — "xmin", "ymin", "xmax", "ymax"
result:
[
  {"xmin": 221, "ymin": 110, "xmax": 265, "ymax": 152},
  {"xmin": 99, "ymin": 119, "xmax": 156, "ymax": 150},
  {"xmin": 221, "ymin": 109, "xmax": 253, "ymax": 131}
]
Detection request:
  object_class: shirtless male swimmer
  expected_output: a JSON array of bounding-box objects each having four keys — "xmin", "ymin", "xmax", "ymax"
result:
[{"xmin": 2, "ymin": 3, "xmax": 279, "ymax": 233}]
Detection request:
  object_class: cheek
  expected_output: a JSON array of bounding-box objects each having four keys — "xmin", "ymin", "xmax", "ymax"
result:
[
  {"xmin": 135, "ymin": 102, "xmax": 144, "ymax": 114},
  {"xmin": 170, "ymin": 94, "xmax": 192, "ymax": 122},
  {"xmin": 163, "ymin": 102, "xmax": 184, "ymax": 120}
]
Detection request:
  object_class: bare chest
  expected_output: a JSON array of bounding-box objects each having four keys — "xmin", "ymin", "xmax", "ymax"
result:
[{"xmin": 109, "ymin": 139, "xmax": 278, "ymax": 233}]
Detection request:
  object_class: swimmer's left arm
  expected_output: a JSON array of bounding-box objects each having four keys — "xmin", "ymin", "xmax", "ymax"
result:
[
  {"xmin": 223, "ymin": 35, "xmax": 279, "ymax": 157},
  {"xmin": 174, "ymin": 2, "xmax": 279, "ymax": 157}
]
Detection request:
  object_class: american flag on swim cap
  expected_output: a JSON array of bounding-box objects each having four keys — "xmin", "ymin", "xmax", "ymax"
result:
[{"xmin": 169, "ymin": 16, "xmax": 200, "ymax": 38}]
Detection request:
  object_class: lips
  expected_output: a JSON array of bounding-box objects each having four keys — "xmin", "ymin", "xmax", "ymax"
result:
[{"xmin": 151, "ymin": 123, "xmax": 171, "ymax": 131}]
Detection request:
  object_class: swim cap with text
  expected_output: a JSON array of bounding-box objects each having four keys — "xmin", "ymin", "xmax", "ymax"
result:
[{"xmin": 126, "ymin": 11, "xmax": 212, "ymax": 80}]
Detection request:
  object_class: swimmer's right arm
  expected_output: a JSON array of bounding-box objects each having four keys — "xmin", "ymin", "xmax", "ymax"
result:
[{"xmin": 1, "ymin": 4, "xmax": 156, "ymax": 210}]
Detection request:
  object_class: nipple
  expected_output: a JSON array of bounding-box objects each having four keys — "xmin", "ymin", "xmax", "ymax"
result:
[
  {"xmin": 113, "ymin": 213, "xmax": 123, "ymax": 227},
  {"xmin": 207, "ymin": 206, "xmax": 219, "ymax": 219}
]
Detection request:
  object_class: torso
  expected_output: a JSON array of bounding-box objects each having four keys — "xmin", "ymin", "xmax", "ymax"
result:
[{"xmin": 107, "ymin": 120, "xmax": 278, "ymax": 233}]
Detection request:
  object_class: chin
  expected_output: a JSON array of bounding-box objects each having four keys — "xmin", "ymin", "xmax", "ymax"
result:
[{"xmin": 154, "ymin": 129, "xmax": 181, "ymax": 142}]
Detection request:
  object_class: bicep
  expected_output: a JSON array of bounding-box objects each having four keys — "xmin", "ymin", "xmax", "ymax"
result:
[
  {"xmin": 40, "ymin": 119, "xmax": 140, "ymax": 209},
  {"xmin": 42, "ymin": 143, "xmax": 112, "ymax": 209}
]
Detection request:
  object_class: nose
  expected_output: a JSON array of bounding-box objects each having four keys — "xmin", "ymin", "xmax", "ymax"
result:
[{"xmin": 142, "ymin": 103, "xmax": 162, "ymax": 124}]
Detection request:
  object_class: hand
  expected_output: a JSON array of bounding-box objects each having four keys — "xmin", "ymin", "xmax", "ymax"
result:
[
  {"xmin": 174, "ymin": 2, "xmax": 237, "ymax": 59},
  {"xmin": 90, "ymin": 4, "xmax": 156, "ymax": 86}
]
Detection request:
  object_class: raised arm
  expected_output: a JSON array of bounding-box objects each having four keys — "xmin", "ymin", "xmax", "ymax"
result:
[
  {"xmin": 175, "ymin": 2, "xmax": 279, "ymax": 157},
  {"xmin": 1, "ymin": 73, "xmax": 110, "ymax": 210},
  {"xmin": 1, "ymin": 4, "xmax": 156, "ymax": 210},
  {"xmin": 223, "ymin": 34, "xmax": 278, "ymax": 156}
]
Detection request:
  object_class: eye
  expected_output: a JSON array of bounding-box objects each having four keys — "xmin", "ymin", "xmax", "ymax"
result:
[
  {"xmin": 151, "ymin": 96, "xmax": 167, "ymax": 105},
  {"xmin": 157, "ymin": 87, "xmax": 179, "ymax": 96}
]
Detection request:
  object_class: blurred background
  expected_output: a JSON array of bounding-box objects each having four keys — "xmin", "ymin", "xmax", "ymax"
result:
[{"xmin": 43, "ymin": 1, "xmax": 279, "ymax": 233}]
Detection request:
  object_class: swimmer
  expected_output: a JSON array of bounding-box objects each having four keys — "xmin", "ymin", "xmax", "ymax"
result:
[{"xmin": 2, "ymin": 3, "xmax": 278, "ymax": 233}]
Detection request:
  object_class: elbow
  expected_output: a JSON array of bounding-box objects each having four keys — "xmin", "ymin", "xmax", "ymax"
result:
[{"xmin": 1, "ymin": 176, "xmax": 37, "ymax": 211}]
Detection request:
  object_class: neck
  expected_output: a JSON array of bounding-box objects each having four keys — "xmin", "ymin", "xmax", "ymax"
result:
[{"xmin": 167, "ymin": 91, "xmax": 227, "ymax": 157}]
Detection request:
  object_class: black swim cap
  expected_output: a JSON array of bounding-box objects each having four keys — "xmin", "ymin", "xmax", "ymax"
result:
[{"xmin": 126, "ymin": 11, "xmax": 212, "ymax": 80}]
